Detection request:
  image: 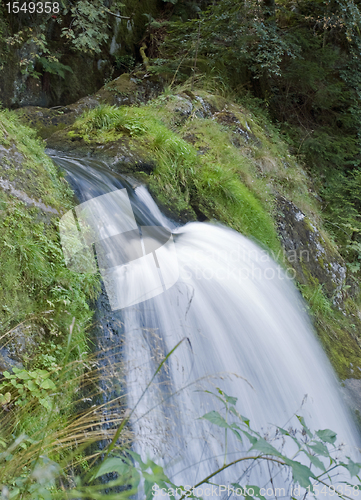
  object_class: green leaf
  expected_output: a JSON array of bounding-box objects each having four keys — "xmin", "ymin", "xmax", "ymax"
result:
[
  {"xmin": 0, "ymin": 392, "xmax": 11, "ymax": 404},
  {"xmin": 40, "ymin": 379, "xmax": 56, "ymax": 390},
  {"xmin": 343, "ymin": 458, "xmax": 361, "ymax": 477},
  {"xmin": 25, "ymin": 380, "xmax": 37, "ymax": 392},
  {"xmin": 316, "ymin": 429, "xmax": 337, "ymax": 445},
  {"xmin": 91, "ymin": 457, "xmax": 128, "ymax": 479},
  {"xmin": 250, "ymin": 438, "xmax": 283, "ymax": 457},
  {"xmin": 242, "ymin": 431, "xmax": 258, "ymax": 445},
  {"xmin": 284, "ymin": 459, "xmax": 315, "ymax": 488},
  {"xmin": 296, "ymin": 415, "xmax": 313, "ymax": 438},
  {"xmin": 229, "ymin": 424, "xmax": 243, "ymax": 443},
  {"xmin": 240, "ymin": 415, "xmax": 250, "ymax": 427},
  {"xmin": 307, "ymin": 442, "xmax": 329, "ymax": 457},
  {"xmin": 39, "ymin": 398, "xmax": 51, "ymax": 410},
  {"xmin": 37, "ymin": 369, "xmax": 51, "ymax": 379},
  {"xmin": 16, "ymin": 370, "xmax": 31, "ymax": 380},
  {"xmin": 201, "ymin": 411, "xmax": 230, "ymax": 428},
  {"xmin": 304, "ymin": 451, "xmax": 326, "ymax": 471},
  {"xmin": 9, "ymin": 487, "xmax": 20, "ymax": 498},
  {"xmin": 217, "ymin": 388, "xmax": 238, "ymax": 406}
]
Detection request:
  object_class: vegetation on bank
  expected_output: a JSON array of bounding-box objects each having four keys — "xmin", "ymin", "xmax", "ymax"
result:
[
  {"xmin": 0, "ymin": 110, "xmax": 104, "ymax": 494},
  {"xmin": 2, "ymin": 90, "xmax": 361, "ymax": 497},
  {"xmin": 1, "ymin": 80, "xmax": 361, "ymax": 497}
]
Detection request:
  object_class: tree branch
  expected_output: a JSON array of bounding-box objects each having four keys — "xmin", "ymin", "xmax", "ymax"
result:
[{"xmin": 105, "ymin": 8, "xmax": 130, "ymax": 20}]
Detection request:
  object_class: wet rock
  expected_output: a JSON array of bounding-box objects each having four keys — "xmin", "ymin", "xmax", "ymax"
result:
[
  {"xmin": 95, "ymin": 73, "xmax": 163, "ymax": 107},
  {"xmin": 46, "ymin": 133, "xmax": 153, "ymax": 180},
  {"xmin": 0, "ymin": 324, "xmax": 41, "ymax": 374},
  {"xmin": 172, "ymin": 95, "xmax": 193, "ymax": 122},
  {"xmin": 0, "ymin": 348, "xmax": 23, "ymax": 374},
  {"xmin": 276, "ymin": 196, "xmax": 347, "ymax": 306},
  {"xmin": 341, "ymin": 378, "xmax": 361, "ymax": 427},
  {"xmin": 213, "ymin": 111, "xmax": 257, "ymax": 144},
  {"xmin": 16, "ymin": 97, "xmax": 101, "ymax": 139},
  {"xmin": 194, "ymin": 96, "xmax": 214, "ymax": 119}
]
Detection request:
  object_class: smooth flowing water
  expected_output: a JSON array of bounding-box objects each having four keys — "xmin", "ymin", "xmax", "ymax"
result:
[{"xmin": 49, "ymin": 151, "xmax": 360, "ymax": 498}]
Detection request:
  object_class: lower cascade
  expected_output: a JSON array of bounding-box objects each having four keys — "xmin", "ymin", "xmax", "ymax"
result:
[{"xmin": 50, "ymin": 151, "xmax": 361, "ymax": 499}]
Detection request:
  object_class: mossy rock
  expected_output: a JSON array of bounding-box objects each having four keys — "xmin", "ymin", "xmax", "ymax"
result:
[
  {"xmin": 276, "ymin": 196, "xmax": 347, "ymax": 305},
  {"xmin": 16, "ymin": 74, "xmax": 164, "ymax": 139}
]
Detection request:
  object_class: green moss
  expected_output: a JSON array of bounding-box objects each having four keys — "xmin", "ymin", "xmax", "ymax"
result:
[{"xmin": 315, "ymin": 312, "xmax": 361, "ymax": 380}]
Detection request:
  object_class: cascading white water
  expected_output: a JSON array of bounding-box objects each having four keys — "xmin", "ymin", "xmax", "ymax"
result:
[{"xmin": 49, "ymin": 152, "xmax": 360, "ymax": 499}]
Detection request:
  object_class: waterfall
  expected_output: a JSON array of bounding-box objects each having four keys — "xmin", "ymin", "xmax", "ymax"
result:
[{"xmin": 49, "ymin": 151, "xmax": 360, "ymax": 498}]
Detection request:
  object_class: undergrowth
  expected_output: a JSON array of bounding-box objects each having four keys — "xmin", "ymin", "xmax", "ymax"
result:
[
  {"xmin": 0, "ymin": 110, "xmax": 101, "ymax": 484},
  {"xmin": 1, "ymin": 347, "xmax": 360, "ymax": 499}
]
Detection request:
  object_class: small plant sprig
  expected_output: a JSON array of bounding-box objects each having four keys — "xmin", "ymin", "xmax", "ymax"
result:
[{"xmin": 195, "ymin": 388, "xmax": 361, "ymax": 500}]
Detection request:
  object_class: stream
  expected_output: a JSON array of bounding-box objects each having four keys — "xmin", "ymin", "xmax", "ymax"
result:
[{"xmin": 49, "ymin": 151, "xmax": 361, "ymax": 499}]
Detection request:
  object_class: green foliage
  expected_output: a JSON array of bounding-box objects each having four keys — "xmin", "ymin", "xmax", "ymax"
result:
[
  {"xmin": 321, "ymin": 168, "xmax": 361, "ymax": 267},
  {"xmin": 160, "ymin": 0, "xmax": 298, "ymax": 84},
  {"xmin": 154, "ymin": 0, "xmax": 361, "ymax": 280},
  {"xmin": 0, "ymin": 0, "xmax": 132, "ymax": 85},
  {"xmin": 115, "ymin": 54, "xmax": 136, "ymax": 71},
  {"xmin": 0, "ymin": 367, "xmax": 57, "ymax": 410},
  {"xmin": 298, "ymin": 284, "xmax": 333, "ymax": 318},
  {"xmin": 37, "ymin": 56, "xmax": 73, "ymax": 79},
  {"xmin": 0, "ymin": 109, "xmax": 99, "ymax": 335},
  {"xmin": 61, "ymin": 0, "xmax": 109, "ymax": 54},
  {"xmin": 1, "ymin": 383, "xmax": 360, "ymax": 499},
  {"xmin": 77, "ymin": 105, "xmax": 148, "ymax": 137},
  {"xmin": 0, "ymin": 110, "xmax": 101, "ymax": 474}
]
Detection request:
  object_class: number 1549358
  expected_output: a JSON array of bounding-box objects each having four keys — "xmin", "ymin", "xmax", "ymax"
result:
[{"xmin": 6, "ymin": 2, "xmax": 60, "ymax": 14}]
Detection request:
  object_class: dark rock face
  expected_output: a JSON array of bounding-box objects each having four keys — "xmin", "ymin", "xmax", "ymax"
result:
[
  {"xmin": 0, "ymin": 49, "xmax": 111, "ymax": 110},
  {"xmin": 276, "ymin": 196, "xmax": 347, "ymax": 305},
  {"xmin": 213, "ymin": 111, "xmax": 256, "ymax": 144},
  {"xmin": 0, "ymin": 348, "xmax": 22, "ymax": 374},
  {"xmin": 0, "ymin": 132, "xmax": 60, "ymax": 215},
  {"xmin": 16, "ymin": 74, "xmax": 164, "ymax": 140},
  {"xmin": 15, "ymin": 96, "xmax": 101, "ymax": 139},
  {"xmin": 342, "ymin": 379, "xmax": 361, "ymax": 428},
  {"xmin": 0, "ymin": 324, "xmax": 41, "ymax": 374}
]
